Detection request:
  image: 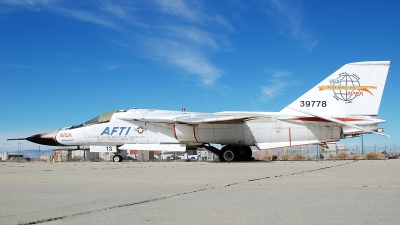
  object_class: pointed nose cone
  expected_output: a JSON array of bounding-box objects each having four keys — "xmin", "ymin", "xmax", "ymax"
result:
[{"xmin": 26, "ymin": 130, "xmax": 61, "ymax": 146}]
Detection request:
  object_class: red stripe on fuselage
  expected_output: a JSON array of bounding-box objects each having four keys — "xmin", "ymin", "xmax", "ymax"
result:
[
  {"xmin": 193, "ymin": 126, "xmax": 199, "ymax": 142},
  {"xmin": 289, "ymin": 117, "xmax": 367, "ymax": 122},
  {"xmin": 335, "ymin": 118, "xmax": 367, "ymax": 122},
  {"xmin": 173, "ymin": 124, "xmax": 178, "ymax": 140}
]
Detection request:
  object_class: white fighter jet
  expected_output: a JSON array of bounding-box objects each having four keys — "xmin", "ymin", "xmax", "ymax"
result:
[{"xmin": 13, "ymin": 61, "xmax": 390, "ymax": 162}]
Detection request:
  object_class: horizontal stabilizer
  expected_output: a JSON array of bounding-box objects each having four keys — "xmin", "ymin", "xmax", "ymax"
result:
[
  {"xmin": 288, "ymin": 107, "xmax": 389, "ymax": 137},
  {"xmin": 255, "ymin": 140, "xmax": 326, "ymax": 150},
  {"xmin": 119, "ymin": 143, "xmax": 187, "ymax": 152}
]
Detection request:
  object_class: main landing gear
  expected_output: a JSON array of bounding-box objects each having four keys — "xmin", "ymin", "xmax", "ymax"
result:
[{"xmin": 201, "ymin": 144, "xmax": 254, "ymax": 162}]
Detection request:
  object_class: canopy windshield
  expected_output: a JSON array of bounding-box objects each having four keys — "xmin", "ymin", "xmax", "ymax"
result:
[{"xmin": 69, "ymin": 110, "xmax": 116, "ymax": 129}]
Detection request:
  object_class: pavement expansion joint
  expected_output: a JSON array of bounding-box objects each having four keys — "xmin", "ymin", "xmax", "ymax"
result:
[{"xmin": 18, "ymin": 160, "xmax": 356, "ymax": 225}]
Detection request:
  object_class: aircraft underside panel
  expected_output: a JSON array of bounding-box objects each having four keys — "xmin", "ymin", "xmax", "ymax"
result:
[
  {"xmin": 174, "ymin": 124, "xmax": 250, "ymax": 145},
  {"xmin": 195, "ymin": 124, "xmax": 253, "ymax": 145},
  {"xmin": 248, "ymin": 120, "xmax": 341, "ymax": 150},
  {"xmin": 174, "ymin": 120, "xmax": 341, "ymax": 148},
  {"xmin": 119, "ymin": 143, "xmax": 186, "ymax": 151}
]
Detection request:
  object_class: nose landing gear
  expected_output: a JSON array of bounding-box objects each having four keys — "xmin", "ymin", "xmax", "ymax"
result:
[{"xmin": 113, "ymin": 155, "xmax": 123, "ymax": 162}]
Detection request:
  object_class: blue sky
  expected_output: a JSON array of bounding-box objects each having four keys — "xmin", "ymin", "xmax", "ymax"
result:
[{"xmin": 1, "ymin": 0, "xmax": 399, "ymax": 151}]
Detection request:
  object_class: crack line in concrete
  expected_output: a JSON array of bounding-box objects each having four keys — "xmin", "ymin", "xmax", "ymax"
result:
[{"xmin": 19, "ymin": 161, "xmax": 355, "ymax": 225}]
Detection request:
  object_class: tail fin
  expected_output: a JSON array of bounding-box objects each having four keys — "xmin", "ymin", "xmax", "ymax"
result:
[{"xmin": 281, "ymin": 61, "xmax": 390, "ymax": 116}]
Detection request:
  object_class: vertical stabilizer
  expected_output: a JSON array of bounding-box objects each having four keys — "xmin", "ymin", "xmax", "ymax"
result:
[{"xmin": 281, "ymin": 61, "xmax": 390, "ymax": 116}]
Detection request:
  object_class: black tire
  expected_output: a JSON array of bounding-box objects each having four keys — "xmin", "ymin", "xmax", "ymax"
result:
[
  {"xmin": 220, "ymin": 146, "xmax": 236, "ymax": 162},
  {"xmin": 241, "ymin": 146, "xmax": 252, "ymax": 161},
  {"xmin": 219, "ymin": 146, "xmax": 227, "ymax": 162},
  {"xmin": 219, "ymin": 145, "xmax": 253, "ymax": 162},
  {"xmin": 222, "ymin": 150, "xmax": 235, "ymax": 162},
  {"xmin": 113, "ymin": 155, "xmax": 122, "ymax": 162}
]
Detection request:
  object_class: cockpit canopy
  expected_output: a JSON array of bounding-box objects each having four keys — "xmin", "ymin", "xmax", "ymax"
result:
[{"xmin": 69, "ymin": 110, "xmax": 117, "ymax": 129}]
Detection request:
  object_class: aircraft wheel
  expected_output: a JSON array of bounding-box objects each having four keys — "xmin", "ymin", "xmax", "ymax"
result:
[
  {"xmin": 113, "ymin": 155, "xmax": 122, "ymax": 162},
  {"xmin": 220, "ymin": 145, "xmax": 252, "ymax": 162},
  {"xmin": 220, "ymin": 149, "xmax": 235, "ymax": 162},
  {"xmin": 241, "ymin": 146, "xmax": 252, "ymax": 161}
]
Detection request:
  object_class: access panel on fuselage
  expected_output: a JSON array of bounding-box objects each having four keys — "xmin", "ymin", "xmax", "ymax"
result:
[
  {"xmin": 246, "ymin": 119, "xmax": 341, "ymax": 149},
  {"xmin": 195, "ymin": 124, "xmax": 248, "ymax": 145}
]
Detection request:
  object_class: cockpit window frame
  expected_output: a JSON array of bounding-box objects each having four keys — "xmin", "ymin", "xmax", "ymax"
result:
[{"xmin": 68, "ymin": 110, "xmax": 117, "ymax": 130}]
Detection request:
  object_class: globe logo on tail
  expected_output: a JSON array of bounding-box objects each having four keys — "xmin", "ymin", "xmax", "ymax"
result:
[{"xmin": 318, "ymin": 72, "xmax": 377, "ymax": 103}]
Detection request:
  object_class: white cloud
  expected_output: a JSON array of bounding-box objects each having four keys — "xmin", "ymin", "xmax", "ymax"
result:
[
  {"xmin": 154, "ymin": 0, "xmax": 233, "ymax": 30},
  {"xmin": 261, "ymin": 80, "xmax": 287, "ymax": 99},
  {"xmin": 142, "ymin": 39, "xmax": 222, "ymax": 86},
  {"xmin": 0, "ymin": 1, "xmax": 122, "ymax": 28},
  {"xmin": 56, "ymin": 7, "xmax": 117, "ymax": 28},
  {"xmin": 164, "ymin": 25, "xmax": 219, "ymax": 50},
  {"xmin": 173, "ymin": 53, "xmax": 222, "ymax": 86},
  {"xmin": 104, "ymin": 63, "xmax": 126, "ymax": 71},
  {"xmin": 0, "ymin": 0, "xmax": 52, "ymax": 7},
  {"xmin": 0, "ymin": 1, "xmax": 231, "ymax": 86},
  {"xmin": 261, "ymin": 70, "xmax": 291, "ymax": 100},
  {"xmin": 266, "ymin": 0, "xmax": 318, "ymax": 51},
  {"xmin": 155, "ymin": 0, "xmax": 200, "ymax": 21},
  {"xmin": 100, "ymin": 3, "xmax": 128, "ymax": 19}
]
